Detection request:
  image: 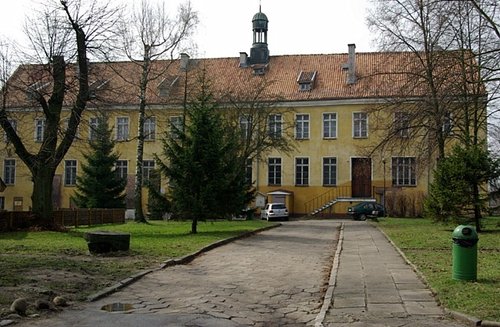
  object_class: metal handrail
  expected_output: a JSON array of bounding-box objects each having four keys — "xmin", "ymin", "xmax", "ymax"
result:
[{"xmin": 304, "ymin": 186, "xmax": 352, "ymax": 214}]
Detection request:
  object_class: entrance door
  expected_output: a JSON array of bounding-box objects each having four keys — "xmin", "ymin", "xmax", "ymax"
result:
[{"xmin": 352, "ymin": 158, "xmax": 372, "ymax": 198}]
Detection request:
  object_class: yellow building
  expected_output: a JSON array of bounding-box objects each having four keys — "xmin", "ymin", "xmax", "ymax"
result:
[{"xmin": 1, "ymin": 9, "xmax": 442, "ymax": 217}]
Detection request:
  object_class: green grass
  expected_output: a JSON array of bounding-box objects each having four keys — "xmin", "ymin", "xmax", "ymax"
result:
[
  {"xmin": 376, "ymin": 217, "xmax": 500, "ymax": 321},
  {"xmin": 0, "ymin": 219, "xmax": 272, "ymax": 314}
]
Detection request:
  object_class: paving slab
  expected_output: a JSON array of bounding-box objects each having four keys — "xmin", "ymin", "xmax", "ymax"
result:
[{"xmin": 323, "ymin": 221, "xmax": 465, "ymax": 327}]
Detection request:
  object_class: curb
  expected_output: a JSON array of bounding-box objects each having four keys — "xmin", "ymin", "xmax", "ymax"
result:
[
  {"xmin": 86, "ymin": 223, "xmax": 282, "ymax": 302},
  {"xmin": 314, "ymin": 222, "xmax": 344, "ymax": 327},
  {"xmin": 374, "ymin": 222, "xmax": 499, "ymax": 327}
]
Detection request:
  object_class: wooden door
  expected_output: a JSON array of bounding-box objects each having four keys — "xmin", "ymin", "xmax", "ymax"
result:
[{"xmin": 352, "ymin": 158, "xmax": 372, "ymax": 198}]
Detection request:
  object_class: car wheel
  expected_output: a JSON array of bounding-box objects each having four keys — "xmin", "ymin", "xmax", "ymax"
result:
[{"xmin": 359, "ymin": 214, "xmax": 367, "ymax": 221}]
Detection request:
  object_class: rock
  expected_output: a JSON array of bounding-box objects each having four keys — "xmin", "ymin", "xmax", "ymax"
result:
[
  {"xmin": 0, "ymin": 320, "xmax": 15, "ymax": 326},
  {"xmin": 35, "ymin": 299, "xmax": 51, "ymax": 310},
  {"xmin": 53, "ymin": 296, "xmax": 68, "ymax": 307},
  {"xmin": 4, "ymin": 314, "xmax": 21, "ymax": 320},
  {"xmin": 10, "ymin": 298, "xmax": 28, "ymax": 315}
]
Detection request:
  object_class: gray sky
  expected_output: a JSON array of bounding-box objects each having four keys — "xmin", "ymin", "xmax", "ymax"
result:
[{"xmin": 0, "ymin": 0, "xmax": 375, "ymax": 58}]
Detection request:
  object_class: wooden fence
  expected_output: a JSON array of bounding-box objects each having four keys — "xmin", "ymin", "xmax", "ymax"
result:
[{"xmin": 0, "ymin": 209, "xmax": 125, "ymax": 231}]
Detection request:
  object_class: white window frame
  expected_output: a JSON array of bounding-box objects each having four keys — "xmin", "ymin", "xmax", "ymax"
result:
[
  {"xmin": 240, "ymin": 115, "xmax": 252, "ymax": 139},
  {"xmin": 322, "ymin": 157, "xmax": 337, "ymax": 186},
  {"xmin": 392, "ymin": 157, "xmax": 417, "ymax": 186},
  {"xmin": 394, "ymin": 112, "xmax": 410, "ymax": 138},
  {"xmin": 268, "ymin": 157, "xmax": 282, "ymax": 186},
  {"xmin": 295, "ymin": 114, "xmax": 310, "ymax": 140},
  {"xmin": 4, "ymin": 119, "xmax": 16, "ymax": 142},
  {"xmin": 89, "ymin": 117, "xmax": 99, "ymax": 140},
  {"xmin": 323, "ymin": 112, "xmax": 337, "ymax": 139},
  {"xmin": 116, "ymin": 117, "xmax": 129, "ymax": 141},
  {"xmin": 64, "ymin": 160, "xmax": 77, "ymax": 186},
  {"xmin": 169, "ymin": 116, "xmax": 183, "ymax": 138},
  {"xmin": 116, "ymin": 160, "xmax": 128, "ymax": 180},
  {"xmin": 144, "ymin": 116, "xmax": 156, "ymax": 141},
  {"xmin": 245, "ymin": 158, "xmax": 253, "ymax": 185},
  {"xmin": 268, "ymin": 114, "xmax": 282, "ymax": 139},
  {"xmin": 3, "ymin": 159, "xmax": 16, "ymax": 185},
  {"xmin": 35, "ymin": 118, "xmax": 45, "ymax": 142},
  {"xmin": 142, "ymin": 160, "xmax": 155, "ymax": 183},
  {"xmin": 295, "ymin": 157, "xmax": 309, "ymax": 186},
  {"xmin": 353, "ymin": 112, "xmax": 368, "ymax": 138}
]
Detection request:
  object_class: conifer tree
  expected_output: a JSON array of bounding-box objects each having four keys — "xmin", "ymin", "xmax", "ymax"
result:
[{"xmin": 72, "ymin": 116, "xmax": 126, "ymax": 208}]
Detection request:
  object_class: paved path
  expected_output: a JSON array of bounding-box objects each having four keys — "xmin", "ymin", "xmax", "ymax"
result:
[
  {"xmin": 20, "ymin": 220, "xmax": 338, "ymax": 326},
  {"xmin": 16, "ymin": 220, "xmax": 467, "ymax": 326},
  {"xmin": 323, "ymin": 221, "xmax": 464, "ymax": 327}
]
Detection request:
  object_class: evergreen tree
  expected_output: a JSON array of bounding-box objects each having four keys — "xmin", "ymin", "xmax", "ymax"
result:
[
  {"xmin": 425, "ymin": 143, "xmax": 500, "ymax": 232},
  {"xmin": 156, "ymin": 75, "xmax": 247, "ymax": 233},
  {"xmin": 72, "ymin": 116, "xmax": 126, "ymax": 208}
]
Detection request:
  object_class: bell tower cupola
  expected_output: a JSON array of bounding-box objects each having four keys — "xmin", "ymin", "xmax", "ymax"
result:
[{"xmin": 249, "ymin": 5, "xmax": 269, "ymax": 65}]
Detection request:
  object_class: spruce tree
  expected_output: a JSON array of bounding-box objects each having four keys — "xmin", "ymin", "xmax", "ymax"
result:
[
  {"xmin": 72, "ymin": 116, "xmax": 126, "ymax": 208},
  {"xmin": 156, "ymin": 75, "xmax": 248, "ymax": 233}
]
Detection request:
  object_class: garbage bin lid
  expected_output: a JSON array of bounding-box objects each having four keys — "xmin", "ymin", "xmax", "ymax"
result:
[{"xmin": 452, "ymin": 225, "xmax": 478, "ymax": 240}]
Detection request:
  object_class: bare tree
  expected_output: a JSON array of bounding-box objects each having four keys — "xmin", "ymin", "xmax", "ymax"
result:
[
  {"xmin": 0, "ymin": 0, "xmax": 120, "ymax": 228},
  {"xmin": 115, "ymin": 0, "xmax": 198, "ymax": 223}
]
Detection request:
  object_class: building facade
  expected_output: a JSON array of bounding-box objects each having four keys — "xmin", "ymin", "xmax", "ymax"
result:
[{"xmin": 1, "ymin": 8, "xmax": 442, "ymax": 217}]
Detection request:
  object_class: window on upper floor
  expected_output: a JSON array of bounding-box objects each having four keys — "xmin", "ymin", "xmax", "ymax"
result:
[
  {"xmin": 245, "ymin": 159, "xmax": 253, "ymax": 186},
  {"xmin": 144, "ymin": 116, "xmax": 156, "ymax": 141},
  {"xmin": 89, "ymin": 117, "xmax": 102, "ymax": 141},
  {"xmin": 116, "ymin": 117, "xmax": 129, "ymax": 141},
  {"xmin": 64, "ymin": 160, "xmax": 77, "ymax": 186},
  {"xmin": 4, "ymin": 119, "xmax": 16, "ymax": 143},
  {"xmin": 295, "ymin": 114, "xmax": 309, "ymax": 139},
  {"xmin": 323, "ymin": 157, "xmax": 337, "ymax": 186},
  {"xmin": 35, "ymin": 118, "xmax": 45, "ymax": 142},
  {"xmin": 169, "ymin": 116, "xmax": 183, "ymax": 139},
  {"xmin": 392, "ymin": 157, "xmax": 416, "ymax": 186},
  {"xmin": 323, "ymin": 113, "xmax": 337, "ymax": 139},
  {"xmin": 268, "ymin": 114, "xmax": 282, "ymax": 139},
  {"xmin": 295, "ymin": 157, "xmax": 309, "ymax": 186},
  {"xmin": 3, "ymin": 159, "xmax": 16, "ymax": 185},
  {"xmin": 240, "ymin": 115, "xmax": 252, "ymax": 139},
  {"xmin": 268, "ymin": 157, "xmax": 282, "ymax": 186},
  {"xmin": 394, "ymin": 112, "xmax": 410, "ymax": 138},
  {"xmin": 353, "ymin": 112, "xmax": 368, "ymax": 138}
]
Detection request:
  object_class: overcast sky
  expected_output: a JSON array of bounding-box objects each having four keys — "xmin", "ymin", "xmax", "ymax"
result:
[{"xmin": 0, "ymin": 0, "xmax": 375, "ymax": 58}]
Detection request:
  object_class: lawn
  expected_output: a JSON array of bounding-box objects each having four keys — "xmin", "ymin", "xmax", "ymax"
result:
[
  {"xmin": 0, "ymin": 219, "xmax": 272, "ymax": 317},
  {"xmin": 376, "ymin": 217, "xmax": 500, "ymax": 322}
]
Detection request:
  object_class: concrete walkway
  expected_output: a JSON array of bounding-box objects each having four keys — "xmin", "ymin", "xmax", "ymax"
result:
[
  {"xmin": 323, "ymin": 221, "xmax": 463, "ymax": 327},
  {"xmin": 15, "ymin": 220, "xmax": 465, "ymax": 326}
]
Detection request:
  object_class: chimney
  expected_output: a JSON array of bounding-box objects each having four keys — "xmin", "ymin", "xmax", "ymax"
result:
[
  {"xmin": 180, "ymin": 53, "xmax": 190, "ymax": 71},
  {"xmin": 239, "ymin": 52, "xmax": 248, "ymax": 68},
  {"xmin": 342, "ymin": 44, "xmax": 357, "ymax": 84}
]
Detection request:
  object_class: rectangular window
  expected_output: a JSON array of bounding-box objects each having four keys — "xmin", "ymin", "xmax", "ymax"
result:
[
  {"xmin": 169, "ymin": 116, "xmax": 183, "ymax": 138},
  {"xmin": 353, "ymin": 112, "xmax": 368, "ymax": 138},
  {"xmin": 394, "ymin": 112, "xmax": 409, "ymax": 137},
  {"xmin": 0, "ymin": 196, "xmax": 4, "ymax": 210},
  {"xmin": 268, "ymin": 158, "xmax": 282, "ymax": 185},
  {"xmin": 144, "ymin": 116, "xmax": 156, "ymax": 141},
  {"xmin": 323, "ymin": 157, "xmax": 337, "ymax": 186},
  {"xmin": 116, "ymin": 117, "xmax": 129, "ymax": 141},
  {"xmin": 64, "ymin": 160, "xmax": 77, "ymax": 186},
  {"xmin": 268, "ymin": 114, "xmax": 282, "ymax": 138},
  {"xmin": 295, "ymin": 157, "xmax": 309, "ymax": 186},
  {"xmin": 240, "ymin": 116, "xmax": 251, "ymax": 139},
  {"xmin": 116, "ymin": 160, "xmax": 128, "ymax": 180},
  {"xmin": 4, "ymin": 119, "xmax": 16, "ymax": 142},
  {"xmin": 296, "ymin": 114, "xmax": 310, "ymax": 139},
  {"xmin": 35, "ymin": 118, "xmax": 45, "ymax": 142},
  {"xmin": 142, "ymin": 160, "xmax": 155, "ymax": 183},
  {"xmin": 392, "ymin": 157, "xmax": 416, "ymax": 186},
  {"xmin": 89, "ymin": 117, "xmax": 99, "ymax": 140},
  {"xmin": 245, "ymin": 159, "xmax": 253, "ymax": 185},
  {"xmin": 323, "ymin": 113, "xmax": 337, "ymax": 138},
  {"xmin": 3, "ymin": 159, "xmax": 15, "ymax": 185}
]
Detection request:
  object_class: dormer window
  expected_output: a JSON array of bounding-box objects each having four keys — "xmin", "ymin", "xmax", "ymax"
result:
[
  {"xmin": 158, "ymin": 75, "xmax": 180, "ymax": 97},
  {"xmin": 89, "ymin": 79, "xmax": 109, "ymax": 100},
  {"xmin": 251, "ymin": 64, "xmax": 267, "ymax": 76},
  {"xmin": 26, "ymin": 81, "xmax": 50, "ymax": 101},
  {"xmin": 297, "ymin": 71, "xmax": 317, "ymax": 92}
]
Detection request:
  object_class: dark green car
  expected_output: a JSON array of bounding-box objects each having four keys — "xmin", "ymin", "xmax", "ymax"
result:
[{"xmin": 347, "ymin": 202, "xmax": 385, "ymax": 220}]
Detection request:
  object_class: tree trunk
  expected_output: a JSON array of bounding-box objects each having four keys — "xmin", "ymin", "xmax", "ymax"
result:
[
  {"xmin": 191, "ymin": 217, "xmax": 198, "ymax": 234},
  {"xmin": 31, "ymin": 165, "xmax": 57, "ymax": 228},
  {"xmin": 472, "ymin": 183, "xmax": 482, "ymax": 232}
]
